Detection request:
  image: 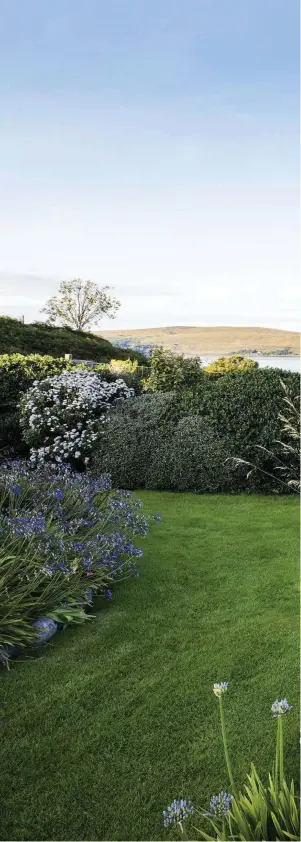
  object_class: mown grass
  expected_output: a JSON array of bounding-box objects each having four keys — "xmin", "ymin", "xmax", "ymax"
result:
[{"xmin": 1, "ymin": 493, "xmax": 299, "ymax": 841}]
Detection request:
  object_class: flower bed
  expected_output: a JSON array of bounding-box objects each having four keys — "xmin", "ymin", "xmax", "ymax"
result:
[{"xmin": 0, "ymin": 461, "xmax": 159, "ymax": 665}]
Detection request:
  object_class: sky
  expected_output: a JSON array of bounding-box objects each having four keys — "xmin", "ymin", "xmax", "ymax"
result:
[{"xmin": 0, "ymin": 0, "xmax": 299, "ymax": 331}]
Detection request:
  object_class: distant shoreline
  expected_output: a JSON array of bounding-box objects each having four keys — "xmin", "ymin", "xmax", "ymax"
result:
[
  {"xmin": 100, "ymin": 326, "xmax": 300, "ymax": 357},
  {"xmin": 204, "ymin": 352, "xmax": 300, "ymax": 359}
]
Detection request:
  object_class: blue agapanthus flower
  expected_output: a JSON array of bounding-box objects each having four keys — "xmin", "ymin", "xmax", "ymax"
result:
[
  {"xmin": 203, "ymin": 791, "xmax": 233, "ymax": 819},
  {"xmin": 8, "ymin": 513, "xmax": 46, "ymax": 537},
  {"xmin": 271, "ymin": 698, "xmax": 293, "ymax": 717},
  {"xmin": 7, "ymin": 484, "xmax": 21, "ymax": 496},
  {"xmin": 163, "ymin": 799, "xmax": 194, "ymax": 828},
  {"xmin": 0, "ymin": 462, "xmax": 162, "ymax": 662}
]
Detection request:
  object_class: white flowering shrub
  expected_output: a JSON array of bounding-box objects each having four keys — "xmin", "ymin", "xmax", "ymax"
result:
[{"xmin": 19, "ymin": 370, "xmax": 134, "ymax": 467}]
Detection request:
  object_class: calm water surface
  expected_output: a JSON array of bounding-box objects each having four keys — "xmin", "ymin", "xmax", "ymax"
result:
[{"xmin": 200, "ymin": 355, "xmax": 300, "ymax": 372}]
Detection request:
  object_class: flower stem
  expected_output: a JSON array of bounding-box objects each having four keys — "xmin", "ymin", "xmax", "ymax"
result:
[
  {"xmin": 278, "ymin": 716, "xmax": 284, "ymax": 784},
  {"xmin": 274, "ymin": 717, "xmax": 279, "ymax": 804},
  {"xmin": 178, "ymin": 821, "xmax": 187, "ymax": 840},
  {"xmin": 219, "ymin": 696, "xmax": 239, "ymax": 802}
]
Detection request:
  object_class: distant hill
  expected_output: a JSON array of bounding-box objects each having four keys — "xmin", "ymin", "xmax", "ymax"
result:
[
  {"xmin": 0, "ymin": 317, "xmax": 147, "ymax": 363},
  {"xmin": 99, "ymin": 326, "xmax": 300, "ymax": 356}
]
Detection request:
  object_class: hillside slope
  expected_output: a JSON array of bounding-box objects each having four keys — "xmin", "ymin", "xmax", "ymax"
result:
[
  {"xmin": 100, "ymin": 325, "xmax": 300, "ymax": 356},
  {"xmin": 0, "ymin": 318, "xmax": 147, "ymax": 363}
]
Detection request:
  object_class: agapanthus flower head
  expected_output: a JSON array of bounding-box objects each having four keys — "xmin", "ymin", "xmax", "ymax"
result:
[
  {"xmin": 163, "ymin": 799, "xmax": 194, "ymax": 828},
  {"xmin": 203, "ymin": 792, "xmax": 233, "ymax": 819},
  {"xmin": 213, "ymin": 682, "xmax": 228, "ymax": 697},
  {"xmin": 8, "ymin": 484, "xmax": 21, "ymax": 496},
  {"xmin": 8, "ymin": 513, "xmax": 46, "ymax": 537},
  {"xmin": 271, "ymin": 698, "xmax": 293, "ymax": 717}
]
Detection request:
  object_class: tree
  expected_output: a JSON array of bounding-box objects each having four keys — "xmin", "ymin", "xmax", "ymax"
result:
[{"xmin": 41, "ymin": 279, "xmax": 120, "ymax": 331}]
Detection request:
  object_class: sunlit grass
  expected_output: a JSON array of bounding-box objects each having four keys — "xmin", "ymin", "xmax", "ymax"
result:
[{"xmin": 1, "ymin": 493, "xmax": 299, "ymax": 842}]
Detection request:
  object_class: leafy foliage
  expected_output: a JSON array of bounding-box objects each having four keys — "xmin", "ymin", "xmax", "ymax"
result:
[
  {"xmin": 230, "ymin": 380, "xmax": 300, "ymax": 493},
  {"xmin": 170, "ymin": 685, "xmax": 299, "ymax": 841},
  {"xmin": 0, "ymin": 543, "xmax": 88, "ymax": 661},
  {"xmin": 41, "ymin": 279, "xmax": 120, "ymax": 330},
  {"xmin": 95, "ymin": 358, "xmax": 148, "ymax": 393},
  {"xmin": 276, "ymin": 382, "xmax": 300, "ymax": 491},
  {"xmin": 0, "ymin": 462, "xmax": 152, "ymax": 662},
  {"xmin": 204, "ymin": 355, "xmax": 258, "ymax": 375},
  {"xmin": 177, "ymin": 369, "xmax": 300, "ymax": 492},
  {"xmin": 143, "ymin": 346, "xmax": 204, "ymax": 392},
  {"xmin": 90, "ymin": 392, "xmax": 178, "ymax": 489},
  {"xmin": 146, "ymin": 416, "xmax": 231, "ymax": 492},
  {"xmin": 0, "ymin": 353, "xmax": 76, "ymax": 457},
  {"xmin": 91, "ymin": 368, "xmax": 300, "ymax": 493}
]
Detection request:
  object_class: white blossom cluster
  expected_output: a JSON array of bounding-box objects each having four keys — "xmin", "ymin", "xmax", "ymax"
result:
[{"xmin": 20, "ymin": 370, "xmax": 134, "ymax": 466}]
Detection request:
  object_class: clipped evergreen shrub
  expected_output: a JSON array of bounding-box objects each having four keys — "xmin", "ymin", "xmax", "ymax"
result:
[
  {"xmin": 177, "ymin": 368, "xmax": 300, "ymax": 491},
  {"xmin": 90, "ymin": 367, "xmax": 300, "ymax": 493},
  {"xmin": 89, "ymin": 392, "xmax": 180, "ymax": 488},
  {"xmin": 146, "ymin": 416, "xmax": 231, "ymax": 492}
]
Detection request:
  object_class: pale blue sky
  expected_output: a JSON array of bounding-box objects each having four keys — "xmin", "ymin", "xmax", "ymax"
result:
[{"xmin": 0, "ymin": 0, "xmax": 299, "ymax": 330}]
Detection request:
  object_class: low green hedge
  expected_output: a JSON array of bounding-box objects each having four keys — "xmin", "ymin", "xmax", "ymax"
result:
[
  {"xmin": 146, "ymin": 416, "xmax": 231, "ymax": 492},
  {"xmin": 176, "ymin": 368, "xmax": 300, "ymax": 491},
  {"xmin": 90, "ymin": 392, "xmax": 179, "ymax": 488},
  {"xmin": 90, "ymin": 368, "xmax": 300, "ymax": 493},
  {"xmin": 90, "ymin": 400, "xmax": 231, "ymax": 493},
  {"xmin": 0, "ymin": 354, "xmax": 75, "ymax": 456}
]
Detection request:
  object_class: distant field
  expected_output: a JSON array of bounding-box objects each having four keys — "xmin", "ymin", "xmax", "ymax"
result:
[{"xmin": 99, "ymin": 325, "xmax": 300, "ymax": 356}]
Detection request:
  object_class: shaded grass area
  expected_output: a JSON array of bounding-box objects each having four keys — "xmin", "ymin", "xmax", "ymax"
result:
[{"xmin": 1, "ymin": 494, "xmax": 299, "ymax": 841}]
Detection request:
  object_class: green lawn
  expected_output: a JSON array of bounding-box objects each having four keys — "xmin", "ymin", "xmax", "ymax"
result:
[{"xmin": 1, "ymin": 493, "xmax": 299, "ymax": 842}]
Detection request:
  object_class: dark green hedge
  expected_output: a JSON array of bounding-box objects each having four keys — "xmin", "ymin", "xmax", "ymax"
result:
[
  {"xmin": 0, "ymin": 317, "xmax": 147, "ymax": 364},
  {"xmin": 90, "ymin": 368, "xmax": 300, "ymax": 493},
  {"xmin": 145, "ymin": 416, "xmax": 232, "ymax": 492},
  {"xmin": 176, "ymin": 368, "xmax": 300, "ymax": 490},
  {"xmin": 90, "ymin": 393, "xmax": 179, "ymax": 489},
  {"xmin": 0, "ymin": 354, "xmax": 75, "ymax": 457}
]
